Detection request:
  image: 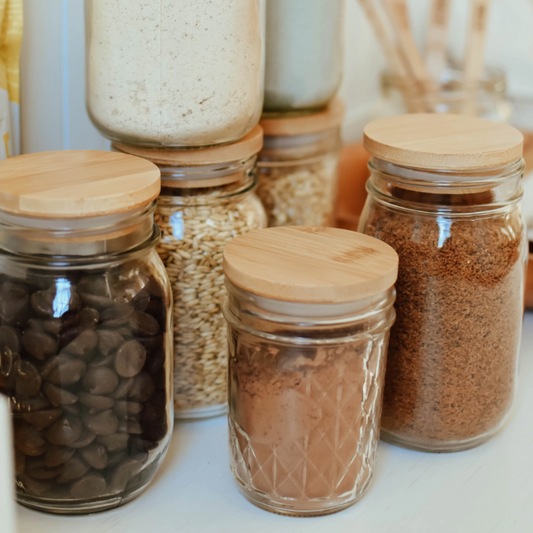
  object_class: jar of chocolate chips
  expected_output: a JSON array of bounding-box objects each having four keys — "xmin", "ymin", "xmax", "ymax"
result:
[
  {"xmin": 0, "ymin": 151, "xmax": 173, "ymax": 513},
  {"xmin": 223, "ymin": 227, "xmax": 398, "ymax": 516},
  {"xmin": 359, "ymin": 114, "xmax": 528, "ymax": 452}
]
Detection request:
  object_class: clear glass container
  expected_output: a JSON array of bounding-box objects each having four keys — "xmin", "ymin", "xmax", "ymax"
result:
[
  {"xmin": 359, "ymin": 157, "xmax": 527, "ymax": 452},
  {"xmin": 263, "ymin": 0, "xmax": 344, "ymax": 114},
  {"xmin": 153, "ymin": 158, "xmax": 266, "ymax": 419},
  {"xmin": 257, "ymin": 122, "xmax": 341, "ymax": 227},
  {"xmin": 85, "ymin": 0, "xmax": 265, "ymax": 147},
  {"xmin": 0, "ymin": 203, "xmax": 174, "ymax": 514},
  {"xmin": 224, "ymin": 281, "xmax": 395, "ymax": 516}
]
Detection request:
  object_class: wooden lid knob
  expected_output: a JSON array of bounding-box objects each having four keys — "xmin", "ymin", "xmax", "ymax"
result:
[
  {"xmin": 0, "ymin": 150, "xmax": 160, "ymax": 218},
  {"xmin": 364, "ymin": 114, "xmax": 524, "ymax": 170},
  {"xmin": 223, "ymin": 226, "xmax": 399, "ymax": 304}
]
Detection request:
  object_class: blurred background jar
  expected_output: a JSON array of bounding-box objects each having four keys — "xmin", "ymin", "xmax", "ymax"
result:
[
  {"xmin": 0, "ymin": 151, "xmax": 173, "ymax": 514},
  {"xmin": 114, "ymin": 128, "xmax": 266, "ymax": 420}
]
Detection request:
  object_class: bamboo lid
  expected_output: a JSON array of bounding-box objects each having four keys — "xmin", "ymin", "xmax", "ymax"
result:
[
  {"xmin": 113, "ymin": 125, "xmax": 263, "ymax": 167},
  {"xmin": 0, "ymin": 150, "xmax": 160, "ymax": 218},
  {"xmin": 223, "ymin": 226, "xmax": 398, "ymax": 304},
  {"xmin": 364, "ymin": 114, "xmax": 524, "ymax": 170},
  {"xmin": 260, "ymin": 99, "xmax": 345, "ymax": 137}
]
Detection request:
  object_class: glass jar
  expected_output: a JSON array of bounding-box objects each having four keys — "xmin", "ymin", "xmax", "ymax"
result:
[
  {"xmin": 223, "ymin": 227, "xmax": 398, "ymax": 516},
  {"xmin": 114, "ymin": 130, "xmax": 267, "ymax": 419},
  {"xmin": 257, "ymin": 99, "xmax": 343, "ymax": 227},
  {"xmin": 374, "ymin": 66, "xmax": 512, "ymax": 122},
  {"xmin": 359, "ymin": 114, "xmax": 527, "ymax": 452},
  {"xmin": 0, "ymin": 150, "xmax": 173, "ymax": 514},
  {"xmin": 263, "ymin": 0, "xmax": 344, "ymax": 114},
  {"xmin": 85, "ymin": 0, "xmax": 265, "ymax": 147}
]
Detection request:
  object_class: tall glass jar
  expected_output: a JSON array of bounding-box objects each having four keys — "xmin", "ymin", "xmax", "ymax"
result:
[
  {"xmin": 85, "ymin": 0, "xmax": 265, "ymax": 147},
  {"xmin": 263, "ymin": 0, "xmax": 344, "ymax": 114},
  {"xmin": 359, "ymin": 114, "xmax": 527, "ymax": 452},
  {"xmin": 114, "ymin": 128, "xmax": 267, "ymax": 419},
  {"xmin": 257, "ymin": 99, "xmax": 344, "ymax": 227},
  {"xmin": 223, "ymin": 227, "xmax": 398, "ymax": 516},
  {"xmin": 0, "ymin": 151, "xmax": 173, "ymax": 514}
]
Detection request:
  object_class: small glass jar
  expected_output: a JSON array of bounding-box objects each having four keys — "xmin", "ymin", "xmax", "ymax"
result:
[
  {"xmin": 263, "ymin": 0, "xmax": 344, "ymax": 114},
  {"xmin": 85, "ymin": 0, "xmax": 265, "ymax": 147},
  {"xmin": 257, "ymin": 100, "xmax": 344, "ymax": 227},
  {"xmin": 0, "ymin": 151, "xmax": 173, "ymax": 514},
  {"xmin": 359, "ymin": 114, "xmax": 527, "ymax": 452},
  {"xmin": 114, "ymin": 129, "xmax": 267, "ymax": 419},
  {"xmin": 223, "ymin": 227, "xmax": 398, "ymax": 516}
]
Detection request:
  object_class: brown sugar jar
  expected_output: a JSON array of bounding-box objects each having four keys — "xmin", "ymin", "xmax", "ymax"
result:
[
  {"xmin": 223, "ymin": 227, "xmax": 398, "ymax": 516},
  {"xmin": 359, "ymin": 114, "xmax": 528, "ymax": 452}
]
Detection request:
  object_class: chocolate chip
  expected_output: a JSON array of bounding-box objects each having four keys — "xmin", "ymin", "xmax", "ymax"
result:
[
  {"xmin": 15, "ymin": 449, "xmax": 26, "ymax": 475},
  {"xmin": 30, "ymin": 290, "xmax": 56, "ymax": 318},
  {"xmin": 69, "ymin": 429, "xmax": 96, "ymax": 449},
  {"xmin": 82, "ymin": 367, "xmax": 119, "ymax": 395},
  {"xmin": 39, "ymin": 313, "xmax": 80, "ymax": 335},
  {"xmin": 115, "ymin": 341, "xmax": 146, "ymax": 378},
  {"xmin": 14, "ymin": 424, "xmax": 48, "ymax": 456},
  {"xmin": 58, "ymin": 455, "xmax": 90, "ymax": 480},
  {"xmin": 22, "ymin": 408, "xmax": 62, "ymax": 430},
  {"xmin": 15, "ymin": 360, "xmax": 42, "ymax": 397},
  {"xmin": 107, "ymin": 450, "xmax": 127, "ymax": 468},
  {"xmin": 44, "ymin": 446, "xmax": 76, "ymax": 468},
  {"xmin": 128, "ymin": 372, "xmax": 155, "ymax": 403},
  {"xmin": 43, "ymin": 383, "xmax": 78, "ymax": 406},
  {"xmin": 70, "ymin": 473, "xmax": 107, "ymax": 499},
  {"xmin": 108, "ymin": 455, "xmax": 146, "ymax": 493},
  {"xmin": 79, "ymin": 443, "xmax": 108, "ymax": 469},
  {"xmin": 145, "ymin": 277, "xmax": 165, "ymax": 298},
  {"xmin": 89, "ymin": 353, "xmax": 115, "ymax": 368},
  {"xmin": 80, "ymin": 293, "xmax": 113, "ymax": 310},
  {"xmin": 122, "ymin": 419, "xmax": 142, "ymax": 434},
  {"xmin": 26, "ymin": 458, "xmax": 59, "ymax": 480},
  {"xmin": 114, "ymin": 401, "xmax": 143, "ymax": 417},
  {"xmin": 63, "ymin": 330, "xmax": 99, "ymax": 361},
  {"xmin": 77, "ymin": 276, "xmax": 108, "ymax": 297},
  {"xmin": 19, "ymin": 474, "xmax": 53, "ymax": 496},
  {"xmin": 42, "ymin": 354, "xmax": 86, "ymax": 386},
  {"xmin": 96, "ymin": 432, "xmax": 129, "ymax": 452},
  {"xmin": 111, "ymin": 378, "xmax": 134, "ymax": 399},
  {"xmin": 31, "ymin": 289, "xmax": 81, "ymax": 318},
  {"xmin": 82, "ymin": 409, "xmax": 119, "ymax": 436},
  {"xmin": 100, "ymin": 304, "xmax": 133, "ymax": 327},
  {"xmin": 97, "ymin": 330, "xmax": 123, "ymax": 356},
  {"xmin": 131, "ymin": 289, "xmax": 150, "ymax": 312},
  {"xmin": 0, "ymin": 284, "xmax": 30, "ymax": 326},
  {"xmin": 13, "ymin": 394, "xmax": 50, "ymax": 413},
  {"xmin": 79, "ymin": 307, "xmax": 99, "ymax": 329},
  {"xmin": 129, "ymin": 311, "xmax": 160, "ymax": 337},
  {"xmin": 0, "ymin": 325, "xmax": 20, "ymax": 356},
  {"xmin": 46, "ymin": 416, "xmax": 83, "ymax": 446},
  {"xmin": 79, "ymin": 392, "xmax": 114, "ymax": 411},
  {"xmin": 62, "ymin": 403, "xmax": 82, "ymax": 416},
  {"xmin": 145, "ymin": 299, "xmax": 166, "ymax": 328},
  {"xmin": 21, "ymin": 328, "xmax": 58, "ymax": 360}
]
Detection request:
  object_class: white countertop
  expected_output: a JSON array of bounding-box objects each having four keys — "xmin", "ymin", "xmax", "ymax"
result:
[{"xmin": 17, "ymin": 313, "xmax": 533, "ymax": 533}]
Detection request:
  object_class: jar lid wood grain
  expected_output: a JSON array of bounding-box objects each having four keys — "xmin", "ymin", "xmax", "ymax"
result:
[
  {"xmin": 113, "ymin": 125, "xmax": 263, "ymax": 167},
  {"xmin": 223, "ymin": 226, "xmax": 398, "ymax": 304},
  {"xmin": 364, "ymin": 114, "xmax": 524, "ymax": 170},
  {"xmin": 260, "ymin": 99, "xmax": 345, "ymax": 137},
  {"xmin": 0, "ymin": 150, "xmax": 160, "ymax": 218}
]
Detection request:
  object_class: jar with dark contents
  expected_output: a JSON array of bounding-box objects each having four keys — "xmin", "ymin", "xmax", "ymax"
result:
[
  {"xmin": 359, "ymin": 114, "xmax": 527, "ymax": 452},
  {"xmin": 223, "ymin": 227, "xmax": 398, "ymax": 516},
  {"xmin": 0, "ymin": 151, "xmax": 173, "ymax": 514}
]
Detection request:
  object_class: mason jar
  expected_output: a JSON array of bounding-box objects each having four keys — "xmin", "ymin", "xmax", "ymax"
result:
[
  {"xmin": 257, "ymin": 99, "xmax": 344, "ymax": 227},
  {"xmin": 0, "ymin": 150, "xmax": 173, "ymax": 514},
  {"xmin": 359, "ymin": 114, "xmax": 527, "ymax": 452},
  {"xmin": 85, "ymin": 0, "xmax": 265, "ymax": 147},
  {"xmin": 223, "ymin": 226, "xmax": 398, "ymax": 516},
  {"xmin": 114, "ymin": 127, "xmax": 267, "ymax": 419}
]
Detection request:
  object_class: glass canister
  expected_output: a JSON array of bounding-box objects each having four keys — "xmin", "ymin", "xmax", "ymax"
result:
[
  {"xmin": 359, "ymin": 114, "xmax": 527, "ymax": 452},
  {"xmin": 85, "ymin": 0, "xmax": 265, "ymax": 147},
  {"xmin": 257, "ymin": 99, "xmax": 344, "ymax": 228},
  {"xmin": 0, "ymin": 151, "xmax": 173, "ymax": 514},
  {"xmin": 113, "ymin": 127, "xmax": 267, "ymax": 419},
  {"xmin": 264, "ymin": 0, "xmax": 344, "ymax": 114},
  {"xmin": 223, "ymin": 226, "xmax": 398, "ymax": 516}
]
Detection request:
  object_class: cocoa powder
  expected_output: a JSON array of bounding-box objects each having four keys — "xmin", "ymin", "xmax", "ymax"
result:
[{"xmin": 362, "ymin": 202, "xmax": 525, "ymax": 449}]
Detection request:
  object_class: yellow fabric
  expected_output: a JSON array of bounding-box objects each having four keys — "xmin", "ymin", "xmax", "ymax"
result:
[{"xmin": 0, "ymin": 0, "xmax": 22, "ymax": 104}]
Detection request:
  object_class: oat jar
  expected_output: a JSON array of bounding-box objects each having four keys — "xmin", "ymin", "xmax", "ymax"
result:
[
  {"xmin": 257, "ymin": 99, "xmax": 344, "ymax": 228},
  {"xmin": 85, "ymin": 0, "xmax": 265, "ymax": 147},
  {"xmin": 114, "ymin": 127, "xmax": 267, "ymax": 419},
  {"xmin": 359, "ymin": 114, "xmax": 528, "ymax": 452},
  {"xmin": 0, "ymin": 151, "xmax": 173, "ymax": 514},
  {"xmin": 223, "ymin": 227, "xmax": 398, "ymax": 516}
]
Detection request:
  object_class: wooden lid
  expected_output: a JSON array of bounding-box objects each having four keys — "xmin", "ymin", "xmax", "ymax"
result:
[
  {"xmin": 364, "ymin": 114, "xmax": 524, "ymax": 171},
  {"xmin": 113, "ymin": 125, "xmax": 263, "ymax": 167},
  {"xmin": 260, "ymin": 99, "xmax": 345, "ymax": 137},
  {"xmin": 223, "ymin": 226, "xmax": 398, "ymax": 304},
  {"xmin": 0, "ymin": 150, "xmax": 160, "ymax": 218}
]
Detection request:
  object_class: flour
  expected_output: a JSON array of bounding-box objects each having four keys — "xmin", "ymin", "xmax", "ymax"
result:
[{"xmin": 86, "ymin": 0, "xmax": 264, "ymax": 146}]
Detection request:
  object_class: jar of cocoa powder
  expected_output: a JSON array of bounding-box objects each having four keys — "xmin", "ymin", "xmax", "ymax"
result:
[
  {"xmin": 359, "ymin": 114, "xmax": 528, "ymax": 452},
  {"xmin": 223, "ymin": 226, "xmax": 398, "ymax": 516},
  {"xmin": 114, "ymin": 127, "xmax": 267, "ymax": 419},
  {"xmin": 0, "ymin": 151, "xmax": 173, "ymax": 513}
]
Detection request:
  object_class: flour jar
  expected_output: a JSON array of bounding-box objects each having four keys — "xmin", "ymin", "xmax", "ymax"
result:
[
  {"xmin": 0, "ymin": 151, "xmax": 173, "ymax": 514},
  {"xmin": 114, "ymin": 127, "xmax": 267, "ymax": 419},
  {"xmin": 85, "ymin": 0, "xmax": 265, "ymax": 147},
  {"xmin": 223, "ymin": 227, "xmax": 398, "ymax": 516}
]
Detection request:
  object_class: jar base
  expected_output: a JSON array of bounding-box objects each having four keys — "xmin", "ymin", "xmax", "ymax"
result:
[{"xmin": 175, "ymin": 403, "xmax": 228, "ymax": 421}]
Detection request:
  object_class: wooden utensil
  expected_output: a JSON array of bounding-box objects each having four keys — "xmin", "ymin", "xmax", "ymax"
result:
[{"xmin": 425, "ymin": 0, "xmax": 451, "ymax": 82}]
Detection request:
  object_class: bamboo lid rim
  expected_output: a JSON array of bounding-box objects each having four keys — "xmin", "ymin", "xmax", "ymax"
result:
[
  {"xmin": 223, "ymin": 226, "xmax": 399, "ymax": 304},
  {"xmin": 0, "ymin": 150, "xmax": 161, "ymax": 218},
  {"xmin": 364, "ymin": 114, "xmax": 524, "ymax": 171},
  {"xmin": 260, "ymin": 99, "xmax": 345, "ymax": 137}
]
